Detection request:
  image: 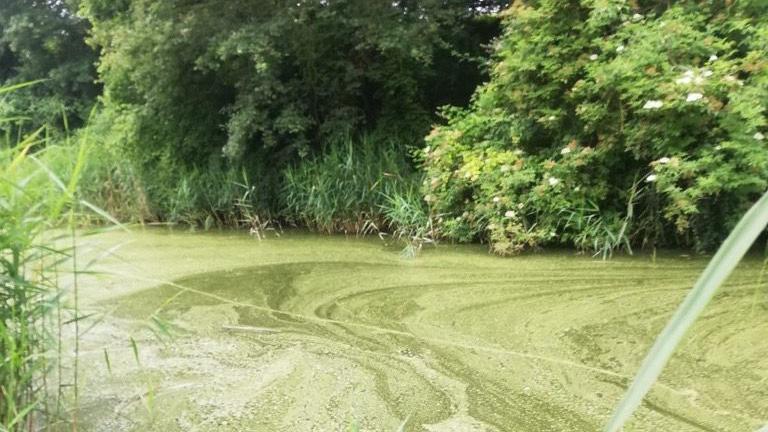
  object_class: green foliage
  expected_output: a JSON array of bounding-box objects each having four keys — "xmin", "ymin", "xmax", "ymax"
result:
[
  {"xmin": 49, "ymin": 108, "xmax": 272, "ymax": 226},
  {"xmin": 0, "ymin": 133, "xmax": 50, "ymax": 431},
  {"xmin": 0, "ymin": 94, "xmax": 82, "ymax": 429},
  {"xmin": 422, "ymin": 0, "xmax": 768, "ymax": 254},
  {"xmin": 0, "ymin": 0, "xmax": 99, "ymax": 132},
  {"xmin": 162, "ymin": 165, "xmax": 271, "ymax": 228},
  {"xmin": 382, "ymin": 183, "xmax": 437, "ymax": 257},
  {"xmin": 80, "ymin": 0, "xmax": 505, "ymax": 218},
  {"xmin": 1, "ymin": 84, "xmax": 123, "ymax": 430},
  {"xmin": 281, "ymin": 136, "xmax": 418, "ymax": 235},
  {"xmin": 40, "ymin": 111, "xmax": 150, "ymax": 224}
]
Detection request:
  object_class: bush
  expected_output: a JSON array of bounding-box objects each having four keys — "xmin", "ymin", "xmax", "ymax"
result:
[{"xmin": 422, "ymin": 0, "xmax": 768, "ymax": 254}]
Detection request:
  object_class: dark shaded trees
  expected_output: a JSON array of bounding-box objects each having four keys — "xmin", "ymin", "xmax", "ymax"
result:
[
  {"xmin": 82, "ymin": 0, "xmax": 506, "ymax": 162},
  {"xmin": 80, "ymin": 0, "xmax": 507, "ymax": 216},
  {"xmin": 0, "ymin": 0, "xmax": 99, "ymax": 131}
]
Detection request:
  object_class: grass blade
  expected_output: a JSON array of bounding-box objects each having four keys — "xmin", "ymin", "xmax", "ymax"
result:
[
  {"xmin": 80, "ymin": 199, "xmax": 129, "ymax": 231},
  {"xmin": 130, "ymin": 337, "xmax": 141, "ymax": 366},
  {"xmin": 9, "ymin": 127, "xmax": 45, "ymax": 171},
  {"xmin": 605, "ymin": 189, "xmax": 768, "ymax": 432},
  {"xmin": 6, "ymin": 401, "xmax": 39, "ymax": 429},
  {"xmin": 395, "ymin": 415, "xmax": 410, "ymax": 432},
  {"xmin": 103, "ymin": 349, "xmax": 112, "ymax": 374},
  {"xmin": 0, "ymin": 79, "xmax": 46, "ymax": 96}
]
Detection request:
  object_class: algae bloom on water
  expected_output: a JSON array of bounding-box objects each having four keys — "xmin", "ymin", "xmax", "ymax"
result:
[{"xmin": 71, "ymin": 229, "xmax": 768, "ymax": 432}]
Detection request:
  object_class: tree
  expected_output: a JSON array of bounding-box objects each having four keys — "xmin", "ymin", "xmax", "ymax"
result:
[
  {"xmin": 0, "ymin": 0, "xmax": 99, "ymax": 132},
  {"xmin": 81, "ymin": 0, "xmax": 507, "ymax": 216}
]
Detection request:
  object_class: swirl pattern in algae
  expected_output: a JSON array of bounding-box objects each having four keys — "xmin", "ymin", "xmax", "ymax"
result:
[{"xmin": 74, "ymin": 230, "xmax": 768, "ymax": 431}]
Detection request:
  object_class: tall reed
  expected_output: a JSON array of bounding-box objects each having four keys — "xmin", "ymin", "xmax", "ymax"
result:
[
  {"xmin": 281, "ymin": 136, "xmax": 418, "ymax": 235},
  {"xmin": 381, "ymin": 183, "xmax": 437, "ymax": 257},
  {"xmin": 0, "ymin": 84, "xmax": 97, "ymax": 430}
]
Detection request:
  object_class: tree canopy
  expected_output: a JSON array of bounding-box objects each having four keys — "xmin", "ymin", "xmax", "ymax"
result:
[
  {"xmin": 0, "ymin": 0, "xmax": 98, "ymax": 131},
  {"xmin": 82, "ymin": 0, "xmax": 504, "ymax": 160}
]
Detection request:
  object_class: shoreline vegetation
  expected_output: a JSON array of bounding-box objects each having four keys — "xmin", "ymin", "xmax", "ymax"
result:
[
  {"xmin": 2, "ymin": 1, "xmax": 765, "ymax": 259},
  {"xmin": 1, "ymin": 103, "xmax": 84, "ymax": 430}
]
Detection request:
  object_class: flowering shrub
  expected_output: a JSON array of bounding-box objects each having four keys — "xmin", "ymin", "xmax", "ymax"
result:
[{"xmin": 422, "ymin": 0, "xmax": 768, "ymax": 254}]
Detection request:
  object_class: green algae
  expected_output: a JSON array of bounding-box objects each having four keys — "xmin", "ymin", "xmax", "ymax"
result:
[{"xmin": 73, "ymin": 229, "xmax": 768, "ymax": 431}]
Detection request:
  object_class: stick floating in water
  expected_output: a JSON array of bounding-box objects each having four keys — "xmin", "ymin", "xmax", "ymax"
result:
[{"xmin": 222, "ymin": 324, "xmax": 279, "ymax": 334}]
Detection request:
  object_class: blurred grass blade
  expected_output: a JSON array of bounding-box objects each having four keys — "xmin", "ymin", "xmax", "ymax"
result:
[
  {"xmin": 104, "ymin": 349, "xmax": 112, "ymax": 374},
  {"xmin": 395, "ymin": 415, "xmax": 410, "ymax": 432},
  {"xmin": 6, "ymin": 402, "xmax": 39, "ymax": 429},
  {"xmin": 80, "ymin": 199, "xmax": 129, "ymax": 231},
  {"xmin": 30, "ymin": 154, "xmax": 67, "ymax": 192},
  {"xmin": 0, "ymin": 79, "xmax": 46, "ymax": 95},
  {"xmin": 9, "ymin": 127, "xmax": 44, "ymax": 171},
  {"xmin": 605, "ymin": 190, "xmax": 768, "ymax": 432},
  {"xmin": 130, "ymin": 337, "xmax": 141, "ymax": 366}
]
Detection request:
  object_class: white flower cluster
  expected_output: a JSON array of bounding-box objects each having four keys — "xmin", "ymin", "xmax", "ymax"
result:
[
  {"xmin": 644, "ymin": 67, "xmax": 717, "ymax": 108},
  {"xmin": 675, "ymin": 69, "xmax": 711, "ymax": 86},
  {"xmin": 643, "ymin": 100, "xmax": 663, "ymax": 110},
  {"xmin": 646, "ymin": 156, "xmax": 672, "ymax": 183},
  {"xmin": 724, "ymin": 75, "xmax": 744, "ymax": 86}
]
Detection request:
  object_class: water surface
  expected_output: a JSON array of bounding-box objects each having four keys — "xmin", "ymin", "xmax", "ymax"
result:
[{"xmin": 75, "ymin": 229, "xmax": 768, "ymax": 431}]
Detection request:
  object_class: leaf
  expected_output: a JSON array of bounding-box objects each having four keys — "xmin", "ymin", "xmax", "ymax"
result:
[
  {"xmin": 0, "ymin": 79, "xmax": 47, "ymax": 96},
  {"xmin": 6, "ymin": 399, "xmax": 40, "ymax": 428},
  {"xmin": 395, "ymin": 415, "xmax": 410, "ymax": 432},
  {"xmin": 80, "ymin": 200, "xmax": 129, "ymax": 232},
  {"xmin": 149, "ymin": 315, "xmax": 174, "ymax": 342},
  {"xmin": 104, "ymin": 348, "xmax": 112, "ymax": 374},
  {"xmin": 130, "ymin": 336, "xmax": 141, "ymax": 366},
  {"xmin": 29, "ymin": 155, "xmax": 67, "ymax": 192},
  {"xmin": 8, "ymin": 127, "xmax": 45, "ymax": 171},
  {"xmin": 63, "ymin": 312, "xmax": 97, "ymax": 325}
]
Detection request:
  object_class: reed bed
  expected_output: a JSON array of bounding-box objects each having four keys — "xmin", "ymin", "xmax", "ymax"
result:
[
  {"xmin": 281, "ymin": 136, "xmax": 421, "ymax": 236},
  {"xmin": 0, "ymin": 84, "xmax": 106, "ymax": 430}
]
